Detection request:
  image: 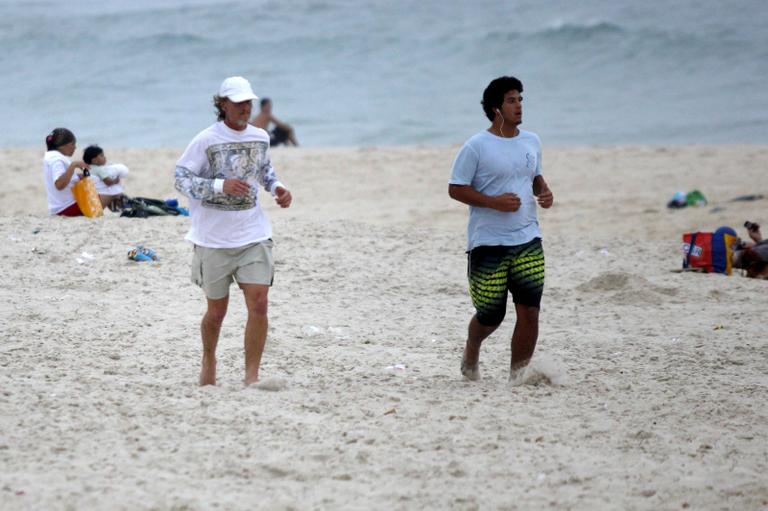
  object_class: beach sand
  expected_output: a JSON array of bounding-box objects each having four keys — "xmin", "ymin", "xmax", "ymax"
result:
[{"xmin": 1, "ymin": 144, "xmax": 766, "ymax": 510}]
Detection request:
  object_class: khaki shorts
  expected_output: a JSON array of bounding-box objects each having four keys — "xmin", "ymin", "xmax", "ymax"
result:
[{"xmin": 191, "ymin": 240, "xmax": 274, "ymax": 299}]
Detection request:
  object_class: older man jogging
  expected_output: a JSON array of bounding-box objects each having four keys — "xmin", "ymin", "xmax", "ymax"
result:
[{"xmin": 175, "ymin": 76, "xmax": 292, "ymax": 386}]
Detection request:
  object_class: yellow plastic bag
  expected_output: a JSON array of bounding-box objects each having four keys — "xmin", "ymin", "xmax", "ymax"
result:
[{"xmin": 71, "ymin": 171, "xmax": 103, "ymax": 218}]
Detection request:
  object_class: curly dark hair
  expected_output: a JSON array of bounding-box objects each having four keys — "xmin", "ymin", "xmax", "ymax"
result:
[
  {"xmin": 481, "ymin": 76, "xmax": 523, "ymax": 122},
  {"xmin": 213, "ymin": 95, "xmax": 227, "ymax": 121},
  {"xmin": 45, "ymin": 127, "xmax": 75, "ymax": 151},
  {"xmin": 83, "ymin": 145, "xmax": 104, "ymax": 165}
]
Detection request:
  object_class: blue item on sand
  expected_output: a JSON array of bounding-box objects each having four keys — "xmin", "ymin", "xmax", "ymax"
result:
[
  {"xmin": 128, "ymin": 245, "xmax": 158, "ymax": 262},
  {"xmin": 667, "ymin": 191, "xmax": 687, "ymax": 209}
]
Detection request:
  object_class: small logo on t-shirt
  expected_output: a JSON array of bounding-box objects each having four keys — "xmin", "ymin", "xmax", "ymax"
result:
[{"xmin": 525, "ymin": 152, "xmax": 535, "ymax": 170}]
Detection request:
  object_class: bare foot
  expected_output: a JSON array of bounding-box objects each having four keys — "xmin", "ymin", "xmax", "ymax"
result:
[
  {"xmin": 244, "ymin": 372, "xmax": 259, "ymax": 386},
  {"xmin": 509, "ymin": 358, "xmax": 531, "ymax": 386},
  {"xmin": 199, "ymin": 356, "xmax": 216, "ymax": 386},
  {"xmin": 461, "ymin": 342, "xmax": 481, "ymax": 381},
  {"xmin": 464, "ymin": 339, "xmax": 481, "ymax": 363},
  {"xmin": 461, "ymin": 356, "xmax": 480, "ymax": 381}
]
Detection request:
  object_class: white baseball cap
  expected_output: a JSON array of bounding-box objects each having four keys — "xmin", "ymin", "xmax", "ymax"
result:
[{"xmin": 218, "ymin": 76, "xmax": 258, "ymax": 102}]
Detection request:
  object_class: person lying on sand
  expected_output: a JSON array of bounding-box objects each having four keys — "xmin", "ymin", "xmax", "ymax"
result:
[{"xmin": 734, "ymin": 222, "xmax": 768, "ymax": 279}]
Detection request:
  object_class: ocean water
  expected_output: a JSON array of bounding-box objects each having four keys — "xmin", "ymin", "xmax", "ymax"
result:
[{"xmin": 1, "ymin": 0, "xmax": 767, "ymax": 148}]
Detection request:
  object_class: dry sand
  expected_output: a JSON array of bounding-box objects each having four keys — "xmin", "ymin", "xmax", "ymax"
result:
[{"xmin": 0, "ymin": 144, "xmax": 767, "ymax": 510}]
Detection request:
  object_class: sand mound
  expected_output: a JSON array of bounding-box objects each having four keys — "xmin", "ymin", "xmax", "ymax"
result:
[
  {"xmin": 253, "ymin": 377, "xmax": 288, "ymax": 392},
  {"xmin": 576, "ymin": 271, "xmax": 679, "ymax": 305}
]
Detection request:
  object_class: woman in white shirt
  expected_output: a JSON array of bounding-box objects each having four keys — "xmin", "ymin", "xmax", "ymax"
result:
[{"xmin": 43, "ymin": 128, "xmax": 89, "ymax": 216}]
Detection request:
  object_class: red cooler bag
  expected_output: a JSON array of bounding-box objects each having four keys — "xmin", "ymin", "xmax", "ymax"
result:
[{"xmin": 682, "ymin": 227, "xmax": 737, "ymax": 275}]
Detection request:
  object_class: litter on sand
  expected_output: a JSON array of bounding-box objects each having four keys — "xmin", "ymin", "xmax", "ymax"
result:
[
  {"xmin": 729, "ymin": 194, "xmax": 764, "ymax": 202},
  {"xmin": 667, "ymin": 189, "xmax": 707, "ymax": 209},
  {"xmin": 128, "ymin": 245, "xmax": 158, "ymax": 262}
]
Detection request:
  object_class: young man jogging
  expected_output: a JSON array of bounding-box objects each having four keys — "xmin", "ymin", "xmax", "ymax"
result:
[
  {"xmin": 175, "ymin": 76, "xmax": 292, "ymax": 386},
  {"xmin": 449, "ymin": 76, "xmax": 553, "ymax": 384}
]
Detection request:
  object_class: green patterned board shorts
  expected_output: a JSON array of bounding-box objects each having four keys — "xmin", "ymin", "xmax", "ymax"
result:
[{"xmin": 467, "ymin": 238, "xmax": 545, "ymax": 326}]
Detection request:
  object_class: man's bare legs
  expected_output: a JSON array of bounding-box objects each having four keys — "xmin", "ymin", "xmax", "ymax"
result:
[
  {"xmin": 200, "ymin": 295, "xmax": 229, "ymax": 386},
  {"xmin": 461, "ymin": 315, "xmax": 500, "ymax": 380},
  {"xmin": 462, "ymin": 304, "xmax": 540, "ymax": 383},
  {"xmin": 509, "ymin": 303, "xmax": 539, "ymax": 384},
  {"xmin": 241, "ymin": 284, "xmax": 269, "ymax": 385},
  {"xmin": 198, "ymin": 284, "xmax": 269, "ymax": 386}
]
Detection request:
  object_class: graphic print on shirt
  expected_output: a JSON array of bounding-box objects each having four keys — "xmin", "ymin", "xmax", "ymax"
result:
[
  {"xmin": 525, "ymin": 151, "xmax": 536, "ymax": 172},
  {"xmin": 204, "ymin": 141, "xmax": 268, "ymax": 211}
]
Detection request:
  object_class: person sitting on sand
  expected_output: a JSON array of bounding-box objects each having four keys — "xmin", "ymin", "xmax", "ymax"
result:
[
  {"xmin": 250, "ymin": 98, "xmax": 299, "ymax": 147},
  {"xmin": 43, "ymin": 128, "xmax": 91, "ymax": 216},
  {"xmin": 734, "ymin": 222, "xmax": 768, "ymax": 279},
  {"xmin": 82, "ymin": 145, "xmax": 129, "ymax": 210}
]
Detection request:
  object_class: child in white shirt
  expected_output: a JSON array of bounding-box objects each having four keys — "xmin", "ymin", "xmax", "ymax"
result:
[{"xmin": 83, "ymin": 145, "xmax": 129, "ymax": 197}]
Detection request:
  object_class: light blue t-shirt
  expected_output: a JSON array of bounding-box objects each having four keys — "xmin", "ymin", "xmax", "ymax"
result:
[{"xmin": 450, "ymin": 129, "xmax": 542, "ymax": 251}]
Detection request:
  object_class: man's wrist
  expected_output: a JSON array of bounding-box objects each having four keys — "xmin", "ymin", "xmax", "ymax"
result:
[{"xmin": 270, "ymin": 181, "xmax": 286, "ymax": 196}]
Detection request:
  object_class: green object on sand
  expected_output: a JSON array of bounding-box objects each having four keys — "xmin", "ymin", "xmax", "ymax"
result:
[{"xmin": 685, "ymin": 189, "xmax": 707, "ymax": 207}]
